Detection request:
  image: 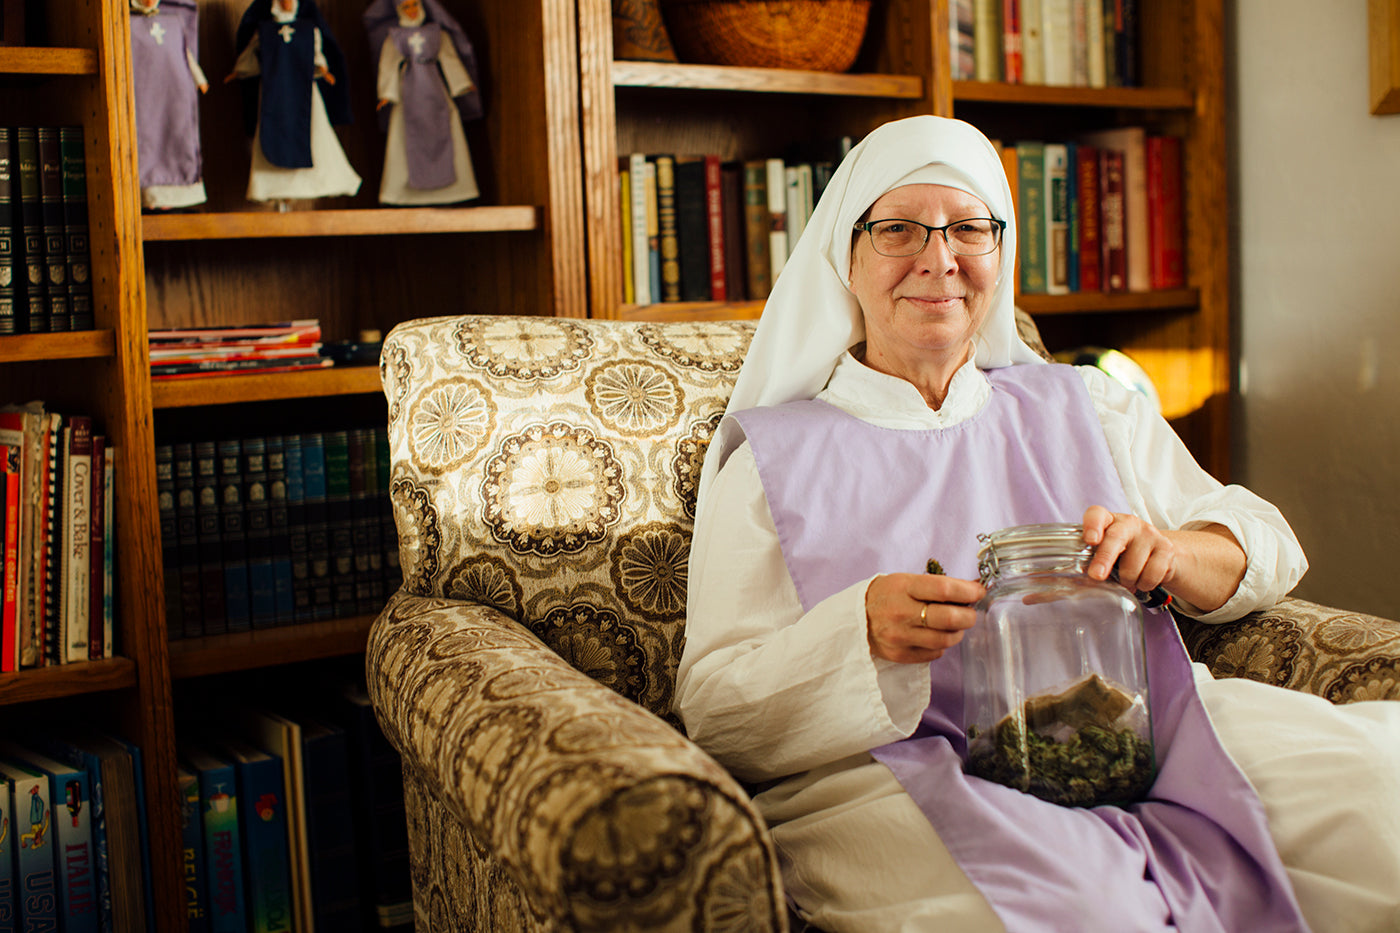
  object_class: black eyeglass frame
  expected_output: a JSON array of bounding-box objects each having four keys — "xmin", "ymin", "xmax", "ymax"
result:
[{"xmin": 852, "ymin": 217, "xmax": 1007, "ymax": 257}]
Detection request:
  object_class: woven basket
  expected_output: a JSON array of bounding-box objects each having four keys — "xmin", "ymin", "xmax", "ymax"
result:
[{"xmin": 659, "ymin": 0, "xmax": 872, "ymax": 72}]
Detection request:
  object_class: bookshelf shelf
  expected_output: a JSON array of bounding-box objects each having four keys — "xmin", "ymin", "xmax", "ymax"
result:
[
  {"xmin": 150, "ymin": 365, "xmax": 382, "ymax": 409},
  {"xmin": 0, "ymin": 47, "xmax": 98, "ymax": 75},
  {"xmin": 619, "ymin": 300, "xmax": 766, "ymax": 322},
  {"xmin": 951, "ymin": 81, "xmax": 1195, "ymax": 110},
  {"xmin": 167, "ymin": 616, "xmax": 376, "ymax": 679},
  {"xmin": 0, "ymin": 658, "xmax": 138, "ymax": 707},
  {"xmin": 0, "ymin": 329, "xmax": 115, "ymax": 361},
  {"xmin": 141, "ymin": 205, "xmax": 540, "ymax": 241},
  {"xmin": 612, "ymin": 61, "xmax": 924, "ymax": 98},
  {"xmin": 1017, "ymin": 289, "xmax": 1201, "ymax": 315}
]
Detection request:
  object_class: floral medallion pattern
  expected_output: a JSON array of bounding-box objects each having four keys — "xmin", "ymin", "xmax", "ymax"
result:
[
  {"xmin": 380, "ymin": 339, "xmax": 413, "ymax": 425},
  {"xmin": 611, "ymin": 522, "xmax": 690, "ymax": 621},
  {"xmin": 444, "ymin": 553, "xmax": 524, "ymax": 619},
  {"xmin": 407, "ymin": 376, "xmax": 496, "ymax": 475},
  {"xmin": 1325, "ymin": 657, "xmax": 1400, "ymax": 704},
  {"xmin": 389, "ymin": 476, "xmax": 441, "ymax": 596},
  {"xmin": 584, "ymin": 359, "xmax": 684, "ymax": 436},
  {"xmin": 673, "ymin": 411, "xmax": 722, "ymax": 520},
  {"xmin": 482, "ymin": 422, "xmax": 626, "ymax": 557},
  {"xmin": 454, "ymin": 316, "xmax": 594, "ymax": 381},
  {"xmin": 638, "ymin": 322, "xmax": 748, "ymax": 373},
  {"xmin": 533, "ymin": 602, "xmax": 647, "ymax": 703},
  {"xmin": 1184, "ymin": 617, "xmax": 1301, "ymax": 686}
]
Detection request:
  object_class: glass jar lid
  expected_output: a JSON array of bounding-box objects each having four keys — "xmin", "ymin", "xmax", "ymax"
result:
[{"xmin": 976, "ymin": 522, "xmax": 1093, "ymax": 585}]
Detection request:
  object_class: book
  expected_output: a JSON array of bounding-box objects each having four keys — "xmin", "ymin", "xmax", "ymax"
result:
[
  {"xmin": 1080, "ymin": 125, "xmax": 1148, "ymax": 291},
  {"xmin": 147, "ymin": 320, "xmax": 322, "ymax": 344},
  {"xmin": 719, "ymin": 161, "xmax": 745, "ymax": 302},
  {"xmin": 194, "ymin": 440, "xmax": 227, "ymax": 635},
  {"xmin": 625, "ymin": 154, "xmax": 651, "ymax": 305},
  {"xmin": 282, "ymin": 434, "xmax": 314, "ymax": 623},
  {"xmin": 375, "ymin": 429, "xmax": 400, "ymax": 597},
  {"xmin": 241, "ymin": 437, "xmax": 277, "ymax": 630},
  {"xmin": 1040, "ymin": 0, "xmax": 1071, "ymax": 85},
  {"xmin": 182, "ymin": 745, "xmax": 246, "ymax": 933},
  {"xmin": 0, "ymin": 757, "xmax": 56, "ymax": 932},
  {"xmin": 58, "ymin": 126, "xmax": 93, "ymax": 332},
  {"xmin": 643, "ymin": 159, "xmax": 660, "ymax": 305},
  {"xmin": 87, "ymin": 435, "xmax": 104, "ymax": 659},
  {"xmin": 973, "ymin": 0, "xmax": 1001, "ymax": 81},
  {"xmin": 0, "ymin": 768, "xmax": 14, "ymax": 931},
  {"xmin": 264, "ymin": 436, "xmax": 295, "ymax": 625},
  {"xmin": 1075, "ymin": 143, "xmax": 1102, "ymax": 291},
  {"xmin": 35, "ymin": 127, "xmax": 69, "ymax": 332},
  {"xmin": 673, "ymin": 156, "xmax": 710, "ymax": 302},
  {"xmin": 227, "ymin": 709, "xmax": 307, "ymax": 933},
  {"xmin": 1043, "ymin": 142, "xmax": 1070, "ymax": 295},
  {"xmin": 349, "ymin": 428, "xmax": 384, "ymax": 615},
  {"xmin": 784, "ymin": 163, "xmax": 813, "ymax": 255},
  {"xmin": 157, "ymin": 444, "xmax": 182, "ymax": 640},
  {"xmin": 1146, "ymin": 134, "xmax": 1185, "ymax": 289},
  {"xmin": 218, "ymin": 739, "xmax": 293, "ymax": 933},
  {"xmin": 764, "ymin": 157, "xmax": 788, "ymax": 285},
  {"xmin": 100, "ymin": 445, "xmax": 113, "ymax": 658},
  {"xmin": 0, "ymin": 127, "xmax": 17, "ymax": 336},
  {"xmin": 1016, "ymin": 140, "xmax": 1047, "ymax": 293},
  {"xmin": 1099, "ymin": 146, "xmax": 1127, "ymax": 291},
  {"xmin": 1116, "ymin": 0, "xmax": 1137, "ymax": 86},
  {"xmin": 150, "ymin": 357, "xmax": 332, "ymax": 380},
  {"xmin": 299, "ymin": 433, "xmax": 333, "ymax": 620},
  {"xmin": 1002, "ymin": 0, "xmax": 1023, "ymax": 82},
  {"xmin": 1020, "ymin": 0, "xmax": 1043, "ymax": 84},
  {"xmin": 15, "ymin": 127, "xmax": 46, "ymax": 334},
  {"xmin": 177, "ymin": 767, "xmax": 211, "ymax": 933},
  {"xmin": 653, "ymin": 155, "xmax": 680, "ymax": 302},
  {"xmin": 296, "ymin": 717, "xmax": 360, "ymax": 932},
  {"xmin": 173, "ymin": 442, "xmax": 205, "ymax": 638},
  {"xmin": 703, "ymin": 153, "xmax": 726, "ymax": 301},
  {"xmin": 61, "ymin": 414, "xmax": 93, "ymax": 663},
  {"xmin": 109, "ymin": 735, "xmax": 154, "ymax": 930},
  {"xmin": 741, "ymin": 161, "xmax": 771, "ymax": 300},
  {"xmin": 618, "ymin": 168, "xmax": 634, "ymax": 305},
  {"xmin": 40, "ymin": 411, "xmax": 62, "ymax": 665},
  {"xmin": 217, "ymin": 438, "xmax": 250, "ymax": 632},
  {"xmin": 323, "ymin": 430, "xmax": 357, "ymax": 618},
  {"xmin": 0, "ymin": 445, "xmax": 16, "ymax": 673},
  {"xmin": 0, "ymin": 744, "xmax": 97, "ymax": 933},
  {"xmin": 1084, "ymin": 0, "xmax": 1106, "ymax": 87}
]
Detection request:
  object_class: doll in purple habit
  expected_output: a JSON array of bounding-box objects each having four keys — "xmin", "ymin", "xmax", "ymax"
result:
[
  {"xmin": 130, "ymin": 0, "xmax": 209, "ymax": 210},
  {"xmin": 363, "ymin": 0, "xmax": 482, "ymax": 205}
]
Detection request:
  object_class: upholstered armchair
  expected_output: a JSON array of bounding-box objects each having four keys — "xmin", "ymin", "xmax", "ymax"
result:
[{"xmin": 366, "ymin": 313, "xmax": 1400, "ymax": 933}]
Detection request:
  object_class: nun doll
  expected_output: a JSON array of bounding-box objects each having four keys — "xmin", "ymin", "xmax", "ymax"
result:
[
  {"xmin": 130, "ymin": 0, "xmax": 209, "ymax": 210},
  {"xmin": 227, "ymin": 0, "xmax": 361, "ymax": 205},
  {"xmin": 364, "ymin": 0, "xmax": 482, "ymax": 205}
]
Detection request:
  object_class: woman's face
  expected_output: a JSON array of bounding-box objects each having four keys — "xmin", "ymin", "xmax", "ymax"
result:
[{"xmin": 849, "ymin": 183, "xmax": 1001, "ymax": 375}]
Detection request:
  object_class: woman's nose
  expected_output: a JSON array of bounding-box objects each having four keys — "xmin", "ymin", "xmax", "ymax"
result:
[{"xmin": 914, "ymin": 232, "xmax": 959, "ymax": 274}]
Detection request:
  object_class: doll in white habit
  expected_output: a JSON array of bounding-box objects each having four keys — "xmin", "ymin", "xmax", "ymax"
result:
[
  {"xmin": 130, "ymin": 0, "xmax": 209, "ymax": 210},
  {"xmin": 364, "ymin": 0, "xmax": 482, "ymax": 205}
]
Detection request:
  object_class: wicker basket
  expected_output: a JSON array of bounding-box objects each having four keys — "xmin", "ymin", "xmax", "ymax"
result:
[{"xmin": 659, "ymin": 0, "xmax": 872, "ymax": 72}]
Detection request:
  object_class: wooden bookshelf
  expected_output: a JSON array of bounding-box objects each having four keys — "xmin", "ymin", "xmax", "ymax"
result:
[
  {"xmin": 150, "ymin": 365, "xmax": 382, "ymax": 409},
  {"xmin": 167, "ymin": 616, "xmax": 377, "ymax": 680}
]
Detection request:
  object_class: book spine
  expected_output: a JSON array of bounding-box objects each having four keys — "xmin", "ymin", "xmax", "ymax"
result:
[
  {"xmin": 1117, "ymin": 0, "xmax": 1137, "ymax": 86},
  {"xmin": 40, "ymin": 412, "xmax": 61, "ymax": 665},
  {"xmin": 242, "ymin": 437, "xmax": 277, "ymax": 630},
  {"xmin": 197, "ymin": 760, "xmax": 247, "ymax": 933},
  {"xmin": 674, "ymin": 156, "xmax": 710, "ymax": 302},
  {"xmin": 217, "ymin": 438, "xmax": 250, "ymax": 632},
  {"xmin": 1044, "ymin": 142, "xmax": 1070, "ymax": 295},
  {"xmin": 350, "ymin": 428, "xmax": 384, "ymax": 615},
  {"xmin": 283, "ymin": 434, "xmax": 314, "ymax": 623},
  {"xmin": 643, "ymin": 160, "xmax": 660, "ymax": 304},
  {"xmin": 618, "ymin": 166, "xmax": 634, "ymax": 305},
  {"xmin": 1099, "ymin": 147, "xmax": 1127, "ymax": 292},
  {"xmin": 232, "ymin": 754, "xmax": 292, "ymax": 933},
  {"xmin": 0, "ymin": 763, "xmax": 15, "ymax": 930},
  {"xmin": 101, "ymin": 448, "xmax": 112, "ymax": 658},
  {"xmin": 1064, "ymin": 141, "xmax": 1080, "ymax": 292},
  {"xmin": 1084, "ymin": 0, "xmax": 1106, "ymax": 87},
  {"xmin": 0, "ymin": 445, "xmax": 15, "ymax": 672},
  {"xmin": 375, "ymin": 429, "xmax": 400, "ymax": 596},
  {"xmin": 1002, "ymin": 0, "xmax": 1023, "ymax": 83},
  {"xmin": 741, "ymin": 161, "xmax": 771, "ymax": 300},
  {"xmin": 62, "ymin": 416, "xmax": 93, "ymax": 663},
  {"xmin": 157, "ymin": 443, "xmax": 183, "ymax": 640},
  {"xmin": 1076, "ymin": 144, "xmax": 1102, "ymax": 291},
  {"xmin": 301, "ymin": 726, "xmax": 361, "ymax": 931},
  {"xmin": 178, "ymin": 767, "xmax": 211, "ymax": 933},
  {"xmin": 1016, "ymin": 141, "xmax": 1047, "ymax": 294},
  {"xmin": 58, "ymin": 126, "xmax": 92, "ymax": 332},
  {"xmin": 719, "ymin": 162, "xmax": 745, "ymax": 302},
  {"xmin": 973, "ymin": 0, "xmax": 1002, "ymax": 81},
  {"xmin": 36, "ymin": 127, "xmax": 69, "ymax": 333},
  {"xmin": 626, "ymin": 153, "xmax": 651, "ymax": 305},
  {"xmin": 4, "ymin": 764, "xmax": 58, "ymax": 930},
  {"xmin": 173, "ymin": 442, "xmax": 205, "ymax": 638},
  {"xmin": 15, "ymin": 128, "xmax": 46, "ymax": 334},
  {"xmin": 1146, "ymin": 134, "xmax": 1185, "ymax": 289},
  {"xmin": 703, "ymin": 154, "xmax": 726, "ymax": 302},
  {"xmin": 653, "ymin": 155, "xmax": 680, "ymax": 302},
  {"xmin": 0, "ymin": 127, "xmax": 17, "ymax": 336},
  {"xmin": 323, "ymin": 430, "xmax": 357, "ymax": 618},
  {"xmin": 300, "ymin": 433, "xmax": 333, "ymax": 620},
  {"xmin": 1021, "ymin": 0, "xmax": 1043, "ymax": 84},
  {"xmin": 87, "ymin": 436, "xmax": 104, "ymax": 659},
  {"xmin": 1101, "ymin": 0, "xmax": 1118, "ymax": 86},
  {"xmin": 265, "ymin": 436, "xmax": 295, "ymax": 625},
  {"xmin": 194, "ymin": 440, "xmax": 227, "ymax": 634},
  {"xmin": 764, "ymin": 157, "xmax": 787, "ymax": 285},
  {"xmin": 1040, "ymin": 0, "xmax": 1071, "ymax": 85},
  {"xmin": 6, "ymin": 751, "xmax": 100, "ymax": 933}
]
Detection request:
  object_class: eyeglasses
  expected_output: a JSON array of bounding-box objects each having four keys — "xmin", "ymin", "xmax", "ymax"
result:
[{"xmin": 853, "ymin": 217, "xmax": 1006, "ymax": 257}]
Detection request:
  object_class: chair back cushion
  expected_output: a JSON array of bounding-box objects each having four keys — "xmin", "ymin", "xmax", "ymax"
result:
[{"xmin": 381, "ymin": 316, "xmax": 755, "ymax": 722}]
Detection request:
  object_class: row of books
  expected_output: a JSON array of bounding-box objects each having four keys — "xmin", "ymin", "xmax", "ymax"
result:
[
  {"xmin": 619, "ymin": 143, "xmax": 851, "ymax": 307},
  {"xmin": 0, "ymin": 404, "xmax": 115, "ymax": 673},
  {"xmin": 1000, "ymin": 126, "xmax": 1183, "ymax": 296},
  {"xmin": 179, "ymin": 685, "xmax": 410, "ymax": 933},
  {"xmin": 157, "ymin": 427, "xmax": 401, "ymax": 640},
  {"xmin": 0, "ymin": 731, "xmax": 151, "ymax": 933},
  {"xmin": 149, "ymin": 320, "xmax": 334, "ymax": 381},
  {"xmin": 949, "ymin": 0, "xmax": 1140, "ymax": 87},
  {"xmin": 0, "ymin": 125, "xmax": 95, "ymax": 335}
]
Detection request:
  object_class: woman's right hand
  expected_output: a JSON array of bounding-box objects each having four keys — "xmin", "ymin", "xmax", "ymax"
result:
[{"xmin": 866, "ymin": 573, "xmax": 984, "ymax": 664}]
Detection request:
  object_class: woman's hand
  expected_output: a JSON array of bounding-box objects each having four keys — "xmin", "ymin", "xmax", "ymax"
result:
[
  {"xmin": 1081, "ymin": 505, "xmax": 1247, "ymax": 613},
  {"xmin": 866, "ymin": 573, "xmax": 984, "ymax": 664}
]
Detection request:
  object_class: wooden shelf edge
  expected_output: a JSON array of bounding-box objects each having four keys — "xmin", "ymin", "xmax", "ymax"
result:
[
  {"xmin": 0, "ymin": 329, "xmax": 115, "ymax": 362},
  {"xmin": 612, "ymin": 60, "xmax": 924, "ymax": 98},
  {"xmin": 151, "ymin": 364, "xmax": 382, "ymax": 408},
  {"xmin": 1018, "ymin": 288, "xmax": 1199, "ymax": 315},
  {"xmin": 618, "ymin": 300, "xmax": 766, "ymax": 322},
  {"xmin": 141, "ymin": 205, "xmax": 540, "ymax": 241},
  {"xmin": 0, "ymin": 657, "xmax": 138, "ymax": 706},
  {"xmin": 953, "ymin": 80, "xmax": 1195, "ymax": 110},
  {"xmin": 0, "ymin": 47, "xmax": 97, "ymax": 75},
  {"xmin": 168, "ymin": 616, "xmax": 377, "ymax": 679}
]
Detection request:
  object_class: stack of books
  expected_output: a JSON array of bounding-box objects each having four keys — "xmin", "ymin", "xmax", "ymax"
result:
[{"xmin": 148, "ymin": 320, "xmax": 331, "ymax": 381}]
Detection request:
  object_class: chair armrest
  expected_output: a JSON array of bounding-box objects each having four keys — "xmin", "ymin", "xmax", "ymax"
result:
[
  {"xmin": 1178, "ymin": 596, "xmax": 1400, "ymax": 702},
  {"xmin": 366, "ymin": 591, "xmax": 788, "ymax": 932}
]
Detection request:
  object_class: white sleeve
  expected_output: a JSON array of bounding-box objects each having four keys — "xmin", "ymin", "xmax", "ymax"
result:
[
  {"xmin": 1078, "ymin": 366, "xmax": 1308, "ymax": 621},
  {"xmin": 677, "ymin": 442, "xmax": 931, "ymax": 783}
]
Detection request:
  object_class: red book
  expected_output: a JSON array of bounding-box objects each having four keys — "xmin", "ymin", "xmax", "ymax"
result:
[
  {"xmin": 1076, "ymin": 144, "xmax": 1102, "ymax": 292},
  {"xmin": 1146, "ymin": 134, "xmax": 1185, "ymax": 289},
  {"xmin": 1002, "ymin": 0, "xmax": 1023, "ymax": 83},
  {"xmin": 0, "ymin": 444, "xmax": 18, "ymax": 672},
  {"xmin": 703, "ymin": 154, "xmax": 727, "ymax": 302},
  {"xmin": 1099, "ymin": 147, "xmax": 1127, "ymax": 292}
]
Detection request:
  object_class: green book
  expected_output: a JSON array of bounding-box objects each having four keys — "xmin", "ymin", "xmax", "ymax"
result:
[
  {"xmin": 14, "ymin": 127, "xmax": 46, "ymax": 333},
  {"xmin": 1016, "ymin": 140, "xmax": 1048, "ymax": 295},
  {"xmin": 59, "ymin": 126, "xmax": 93, "ymax": 331}
]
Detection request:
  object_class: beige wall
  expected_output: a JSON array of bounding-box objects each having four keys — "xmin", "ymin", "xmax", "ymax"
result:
[{"xmin": 1234, "ymin": 0, "xmax": 1400, "ymax": 617}]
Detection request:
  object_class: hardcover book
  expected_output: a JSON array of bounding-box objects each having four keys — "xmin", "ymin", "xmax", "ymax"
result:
[
  {"xmin": 0, "ymin": 127, "xmax": 17, "ymax": 335},
  {"xmin": 375, "ymin": 430, "xmax": 400, "ymax": 596},
  {"xmin": 178, "ymin": 766, "xmax": 211, "ymax": 933},
  {"xmin": 297, "ymin": 717, "xmax": 361, "ymax": 931},
  {"xmin": 182, "ymin": 745, "xmax": 246, "ymax": 933},
  {"xmin": 15, "ymin": 127, "xmax": 46, "ymax": 334},
  {"xmin": 741, "ymin": 160, "xmax": 771, "ymax": 300},
  {"xmin": 673, "ymin": 155, "xmax": 710, "ymax": 302},
  {"xmin": 703, "ymin": 154, "xmax": 726, "ymax": 302},
  {"xmin": 299, "ymin": 433, "xmax": 333, "ymax": 620},
  {"xmin": 0, "ymin": 771, "xmax": 14, "ymax": 931},
  {"xmin": 217, "ymin": 438, "xmax": 250, "ymax": 632},
  {"xmin": 1, "ymin": 445, "xmax": 20, "ymax": 672},
  {"xmin": 626, "ymin": 153, "xmax": 651, "ymax": 305},
  {"xmin": 194, "ymin": 440, "xmax": 227, "ymax": 634},
  {"xmin": 218, "ymin": 739, "xmax": 292, "ymax": 933},
  {"xmin": 282, "ymin": 434, "xmax": 314, "ymax": 623},
  {"xmin": 0, "ymin": 758, "xmax": 56, "ymax": 932},
  {"xmin": 172, "ymin": 442, "xmax": 205, "ymax": 638},
  {"xmin": 1075, "ymin": 143, "xmax": 1102, "ymax": 292},
  {"xmin": 57, "ymin": 126, "xmax": 92, "ymax": 331},
  {"xmin": 652, "ymin": 154, "xmax": 680, "ymax": 302},
  {"xmin": 158, "ymin": 444, "xmax": 182, "ymax": 639},
  {"xmin": 227, "ymin": 709, "xmax": 307, "ymax": 933},
  {"xmin": 323, "ymin": 430, "xmax": 356, "ymax": 617},
  {"xmin": 241, "ymin": 437, "xmax": 277, "ymax": 629},
  {"xmin": 1080, "ymin": 125, "xmax": 1148, "ymax": 291},
  {"xmin": 35, "ymin": 127, "xmax": 69, "ymax": 332},
  {"xmin": 1146, "ymin": 134, "xmax": 1185, "ymax": 289},
  {"xmin": 349, "ymin": 428, "xmax": 384, "ymax": 615},
  {"xmin": 1016, "ymin": 140, "xmax": 1047, "ymax": 293},
  {"xmin": 764, "ymin": 157, "xmax": 788, "ymax": 283},
  {"xmin": 264, "ymin": 436, "xmax": 295, "ymax": 625},
  {"xmin": 1043, "ymin": 142, "xmax": 1070, "ymax": 295}
]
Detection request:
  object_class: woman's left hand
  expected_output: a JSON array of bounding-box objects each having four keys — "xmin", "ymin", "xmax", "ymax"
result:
[{"xmin": 1081, "ymin": 505, "xmax": 1175, "ymax": 595}]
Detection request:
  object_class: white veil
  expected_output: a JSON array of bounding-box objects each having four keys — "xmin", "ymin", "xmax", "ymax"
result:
[{"xmin": 697, "ymin": 115, "xmax": 1043, "ymax": 507}]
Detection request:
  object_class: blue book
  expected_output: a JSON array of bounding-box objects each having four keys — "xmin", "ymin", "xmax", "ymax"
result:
[
  {"xmin": 0, "ymin": 746, "xmax": 97, "ymax": 933},
  {"xmin": 177, "ymin": 768, "xmax": 210, "ymax": 933},
  {"xmin": 1064, "ymin": 141, "xmax": 1080, "ymax": 293},
  {"xmin": 240, "ymin": 437, "xmax": 277, "ymax": 629},
  {"xmin": 282, "ymin": 435, "xmax": 312, "ymax": 624},
  {"xmin": 297, "ymin": 719, "xmax": 361, "ymax": 931},
  {"xmin": 217, "ymin": 740, "xmax": 292, "ymax": 933},
  {"xmin": 217, "ymin": 438, "xmax": 251, "ymax": 631},
  {"xmin": 264, "ymin": 436, "xmax": 295, "ymax": 625},
  {"xmin": 299, "ymin": 433, "xmax": 333, "ymax": 620},
  {"xmin": 0, "ymin": 759, "xmax": 57, "ymax": 932},
  {"xmin": 0, "ymin": 774, "xmax": 16, "ymax": 933},
  {"xmin": 181, "ymin": 746, "xmax": 245, "ymax": 933}
]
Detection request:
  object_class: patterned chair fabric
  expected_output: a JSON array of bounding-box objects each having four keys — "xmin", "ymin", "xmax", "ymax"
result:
[{"xmin": 367, "ymin": 314, "xmax": 1400, "ymax": 933}]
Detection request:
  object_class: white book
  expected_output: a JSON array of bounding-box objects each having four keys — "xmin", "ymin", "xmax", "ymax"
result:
[
  {"xmin": 61, "ymin": 416, "xmax": 92, "ymax": 663},
  {"xmin": 102, "ymin": 445, "xmax": 114, "ymax": 658},
  {"xmin": 765, "ymin": 157, "xmax": 788, "ymax": 283},
  {"xmin": 974, "ymin": 0, "xmax": 1002, "ymax": 81},
  {"xmin": 1085, "ymin": 0, "xmax": 1107, "ymax": 87},
  {"xmin": 1041, "ymin": 0, "xmax": 1073, "ymax": 86},
  {"xmin": 627, "ymin": 153, "xmax": 651, "ymax": 305},
  {"xmin": 1021, "ymin": 0, "xmax": 1045, "ymax": 84},
  {"xmin": 1043, "ymin": 143, "xmax": 1071, "ymax": 295}
]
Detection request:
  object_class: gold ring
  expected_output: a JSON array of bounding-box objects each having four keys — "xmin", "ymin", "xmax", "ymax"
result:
[{"xmin": 919, "ymin": 603, "xmax": 928, "ymax": 626}]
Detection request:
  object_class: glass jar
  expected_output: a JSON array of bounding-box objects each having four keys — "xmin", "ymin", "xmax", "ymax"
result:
[{"xmin": 961, "ymin": 522, "xmax": 1155, "ymax": 807}]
